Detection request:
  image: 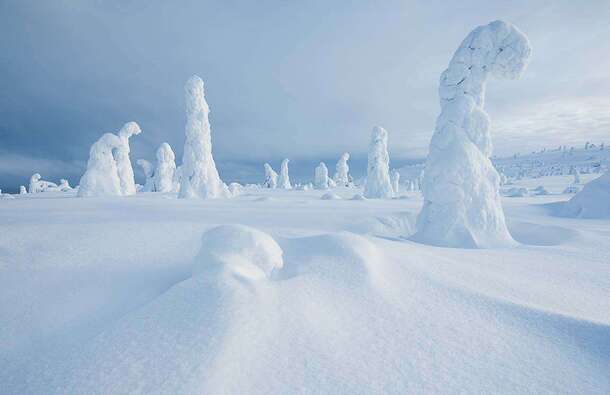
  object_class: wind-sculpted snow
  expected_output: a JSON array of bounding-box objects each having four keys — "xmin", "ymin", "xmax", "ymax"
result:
[
  {"xmin": 314, "ymin": 162, "xmax": 329, "ymax": 189},
  {"xmin": 561, "ymin": 171, "xmax": 610, "ymax": 218},
  {"xmin": 364, "ymin": 126, "xmax": 393, "ymax": 199},
  {"xmin": 77, "ymin": 133, "xmax": 124, "ymax": 197},
  {"xmin": 263, "ymin": 163, "xmax": 278, "ymax": 189},
  {"xmin": 154, "ymin": 142, "xmax": 177, "ymax": 193},
  {"xmin": 415, "ymin": 20, "xmax": 532, "ymax": 248},
  {"xmin": 334, "ymin": 152, "xmax": 351, "ymax": 187},
  {"xmin": 277, "ymin": 159, "xmax": 292, "ymax": 189},
  {"xmin": 115, "ymin": 122, "xmax": 142, "ymax": 196},
  {"xmin": 179, "ymin": 75, "xmax": 229, "ymax": 199}
]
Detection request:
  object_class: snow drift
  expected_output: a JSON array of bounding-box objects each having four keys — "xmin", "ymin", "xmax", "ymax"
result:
[{"xmin": 561, "ymin": 171, "xmax": 610, "ymax": 218}]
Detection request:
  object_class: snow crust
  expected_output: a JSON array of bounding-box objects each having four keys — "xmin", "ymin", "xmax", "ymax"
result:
[
  {"xmin": 179, "ymin": 75, "xmax": 229, "ymax": 199},
  {"xmin": 363, "ymin": 126, "xmax": 393, "ymax": 199},
  {"xmin": 415, "ymin": 20, "xmax": 532, "ymax": 248}
]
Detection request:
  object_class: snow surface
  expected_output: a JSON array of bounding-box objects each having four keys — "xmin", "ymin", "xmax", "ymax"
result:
[
  {"xmin": 415, "ymin": 20, "xmax": 532, "ymax": 249},
  {"xmin": 1, "ymin": 175, "xmax": 609, "ymax": 394}
]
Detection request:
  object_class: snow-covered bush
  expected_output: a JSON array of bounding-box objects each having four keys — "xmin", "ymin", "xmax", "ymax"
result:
[
  {"xmin": 314, "ymin": 162, "xmax": 329, "ymax": 190},
  {"xmin": 414, "ymin": 20, "xmax": 531, "ymax": 248},
  {"xmin": 28, "ymin": 173, "xmax": 58, "ymax": 193},
  {"xmin": 561, "ymin": 171, "xmax": 610, "ymax": 218},
  {"xmin": 115, "ymin": 122, "xmax": 142, "ymax": 196},
  {"xmin": 19, "ymin": 186, "xmax": 27, "ymax": 195},
  {"xmin": 334, "ymin": 152, "xmax": 351, "ymax": 187},
  {"xmin": 58, "ymin": 179, "xmax": 73, "ymax": 192},
  {"xmin": 321, "ymin": 192, "xmax": 342, "ymax": 200},
  {"xmin": 77, "ymin": 133, "xmax": 124, "ymax": 197},
  {"xmin": 179, "ymin": 75, "xmax": 229, "ymax": 199},
  {"xmin": 228, "ymin": 182, "xmax": 242, "ymax": 196},
  {"xmin": 363, "ymin": 126, "xmax": 393, "ymax": 199},
  {"xmin": 192, "ymin": 225, "xmax": 283, "ymax": 279},
  {"xmin": 263, "ymin": 163, "xmax": 278, "ymax": 189},
  {"xmin": 391, "ymin": 169, "xmax": 400, "ymax": 196},
  {"xmin": 154, "ymin": 143, "xmax": 177, "ymax": 193},
  {"xmin": 532, "ymin": 185, "xmax": 549, "ymax": 196},
  {"xmin": 503, "ymin": 187, "xmax": 528, "ymax": 197},
  {"xmin": 277, "ymin": 159, "xmax": 292, "ymax": 189},
  {"xmin": 137, "ymin": 159, "xmax": 155, "ymax": 192}
]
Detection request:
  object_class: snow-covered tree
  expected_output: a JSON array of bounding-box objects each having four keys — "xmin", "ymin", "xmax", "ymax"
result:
[
  {"xmin": 314, "ymin": 162, "xmax": 329, "ymax": 190},
  {"xmin": 277, "ymin": 159, "xmax": 292, "ymax": 189},
  {"xmin": 363, "ymin": 126, "xmax": 393, "ymax": 199},
  {"xmin": 78, "ymin": 133, "xmax": 124, "ymax": 197},
  {"xmin": 154, "ymin": 142, "xmax": 177, "ymax": 193},
  {"xmin": 414, "ymin": 20, "xmax": 532, "ymax": 248},
  {"xmin": 391, "ymin": 168, "xmax": 400, "ymax": 195},
  {"xmin": 263, "ymin": 163, "xmax": 278, "ymax": 189},
  {"xmin": 28, "ymin": 173, "xmax": 57, "ymax": 193},
  {"xmin": 137, "ymin": 159, "xmax": 155, "ymax": 192},
  {"xmin": 574, "ymin": 169, "xmax": 581, "ymax": 184},
  {"xmin": 114, "ymin": 122, "xmax": 142, "ymax": 196},
  {"xmin": 19, "ymin": 186, "xmax": 27, "ymax": 195},
  {"xmin": 179, "ymin": 75, "xmax": 229, "ymax": 199},
  {"xmin": 58, "ymin": 179, "xmax": 73, "ymax": 192},
  {"xmin": 334, "ymin": 152, "xmax": 351, "ymax": 187}
]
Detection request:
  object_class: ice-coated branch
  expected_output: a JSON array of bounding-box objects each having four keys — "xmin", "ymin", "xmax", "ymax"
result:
[{"xmin": 414, "ymin": 20, "xmax": 532, "ymax": 248}]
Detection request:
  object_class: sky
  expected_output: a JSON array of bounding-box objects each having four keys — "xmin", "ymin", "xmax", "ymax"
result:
[{"xmin": 1, "ymin": 0, "xmax": 610, "ymax": 191}]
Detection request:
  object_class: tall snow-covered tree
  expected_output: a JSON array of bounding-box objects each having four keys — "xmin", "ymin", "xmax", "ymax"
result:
[
  {"xmin": 314, "ymin": 162, "xmax": 329, "ymax": 190},
  {"xmin": 414, "ymin": 20, "xmax": 532, "ymax": 248},
  {"xmin": 277, "ymin": 159, "xmax": 292, "ymax": 189},
  {"xmin": 363, "ymin": 126, "xmax": 393, "ymax": 199},
  {"xmin": 78, "ymin": 133, "xmax": 124, "ymax": 197},
  {"xmin": 263, "ymin": 163, "xmax": 278, "ymax": 189},
  {"xmin": 179, "ymin": 75, "xmax": 229, "ymax": 199},
  {"xmin": 115, "ymin": 122, "xmax": 142, "ymax": 196},
  {"xmin": 334, "ymin": 152, "xmax": 351, "ymax": 187},
  {"xmin": 154, "ymin": 143, "xmax": 177, "ymax": 193}
]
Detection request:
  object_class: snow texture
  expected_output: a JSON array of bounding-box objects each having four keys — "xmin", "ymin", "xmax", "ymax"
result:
[
  {"xmin": 415, "ymin": 20, "xmax": 532, "ymax": 248},
  {"xmin": 179, "ymin": 75, "xmax": 229, "ymax": 199},
  {"xmin": 154, "ymin": 143, "xmax": 177, "ymax": 193},
  {"xmin": 277, "ymin": 159, "xmax": 292, "ymax": 190},
  {"xmin": 334, "ymin": 152, "xmax": 351, "ymax": 187},
  {"xmin": 263, "ymin": 163, "xmax": 278, "ymax": 189},
  {"xmin": 314, "ymin": 162, "xmax": 329, "ymax": 190},
  {"xmin": 192, "ymin": 225, "xmax": 283, "ymax": 279},
  {"xmin": 137, "ymin": 159, "xmax": 155, "ymax": 193},
  {"xmin": 115, "ymin": 122, "xmax": 142, "ymax": 196},
  {"xmin": 561, "ymin": 171, "xmax": 610, "ymax": 218},
  {"xmin": 77, "ymin": 133, "xmax": 124, "ymax": 197},
  {"xmin": 363, "ymin": 126, "xmax": 393, "ymax": 199}
]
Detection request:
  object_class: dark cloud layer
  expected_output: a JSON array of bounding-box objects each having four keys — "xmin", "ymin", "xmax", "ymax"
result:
[{"xmin": 1, "ymin": 0, "xmax": 609, "ymax": 191}]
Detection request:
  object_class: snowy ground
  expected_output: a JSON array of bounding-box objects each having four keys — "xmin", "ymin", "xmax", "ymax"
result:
[{"xmin": 1, "ymin": 175, "xmax": 609, "ymax": 394}]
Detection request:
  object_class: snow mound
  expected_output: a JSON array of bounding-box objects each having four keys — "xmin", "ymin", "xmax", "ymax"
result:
[
  {"xmin": 351, "ymin": 194, "xmax": 367, "ymax": 201},
  {"xmin": 532, "ymin": 185, "xmax": 550, "ymax": 196},
  {"xmin": 193, "ymin": 225, "xmax": 283, "ymax": 279},
  {"xmin": 503, "ymin": 187, "xmax": 529, "ymax": 197},
  {"xmin": 321, "ymin": 192, "xmax": 341, "ymax": 200},
  {"xmin": 348, "ymin": 212, "xmax": 416, "ymax": 238},
  {"xmin": 561, "ymin": 172, "xmax": 610, "ymax": 218}
]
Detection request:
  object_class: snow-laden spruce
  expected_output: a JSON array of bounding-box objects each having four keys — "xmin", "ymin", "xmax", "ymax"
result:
[
  {"xmin": 78, "ymin": 133, "xmax": 124, "ymax": 197},
  {"xmin": 115, "ymin": 122, "xmax": 142, "ymax": 196},
  {"xmin": 363, "ymin": 126, "xmax": 393, "ymax": 199},
  {"xmin": 561, "ymin": 171, "xmax": 610, "ymax": 218},
  {"xmin": 28, "ymin": 173, "xmax": 57, "ymax": 194},
  {"xmin": 179, "ymin": 76, "xmax": 229, "ymax": 199},
  {"xmin": 334, "ymin": 152, "xmax": 351, "ymax": 187},
  {"xmin": 154, "ymin": 143, "xmax": 177, "ymax": 193},
  {"xmin": 391, "ymin": 169, "xmax": 400, "ymax": 196},
  {"xmin": 277, "ymin": 159, "xmax": 292, "ymax": 189},
  {"xmin": 314, "ymin": 162, "xmax": 329, "ymax": 190},
  {"xmin": 137, "ymin": 159, "xmax": 155, "ymax": 192},
  {"xmin": 414, "ymin": 20, "xmax": 532, "ymax": 248},
  {"xmin": 263, "ymin": 163, "xmax": 278, "ymax": 189}
]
